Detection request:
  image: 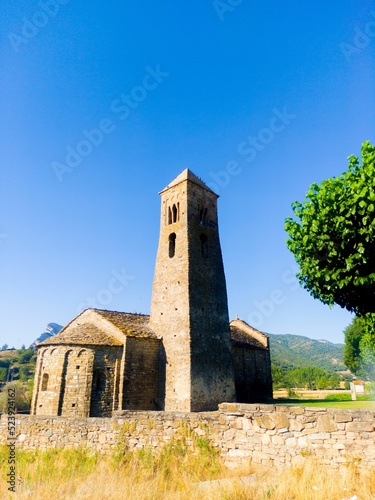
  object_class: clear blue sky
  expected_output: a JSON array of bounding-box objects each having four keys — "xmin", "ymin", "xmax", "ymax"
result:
[{"xmin": 1, "ymin": 1, "xmax": 374, "ymax": 347}]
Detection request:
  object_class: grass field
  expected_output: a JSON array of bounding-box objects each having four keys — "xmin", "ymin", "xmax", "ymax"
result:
[
  {"xmin": 275, "ymin": 399, "xmax": 375, "ymax": 408},
  {"xmin": 273, "ymin": 388, "xmax": 375, "ymax": 408},
  {"xmin": 1, "ymin": 443, "xmax": 374, "ymax": 500}
]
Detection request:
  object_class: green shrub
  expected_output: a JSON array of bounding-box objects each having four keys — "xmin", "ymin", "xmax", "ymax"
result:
[
  {"xmin": 357, "ymin": 393, "xmax": 375, "ymax": 401},
  {"xmin": 324, "ymin": 393, "xmax": 352, "ymax": 401}
]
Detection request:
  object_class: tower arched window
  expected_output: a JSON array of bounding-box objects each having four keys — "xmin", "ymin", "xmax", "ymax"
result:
[
  {"xmin": 199, "ymin": 207, "xmax": 208, "ymax": 225},
  {"xmin": 168, "ymin": 207, "xmax": 172, "ymax": 225},
  {"xmin": 169, "ymin": 233, "xmax": 176, "ymax": 258},
  {"xmin": 41, "ymin": 373, "xmax": 49, "ymax": 391},
  {"xmin": 172, "ymin": 204, "xmax": 178, "ymax": 223}
]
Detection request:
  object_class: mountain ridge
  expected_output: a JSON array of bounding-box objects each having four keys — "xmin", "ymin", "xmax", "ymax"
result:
[
  {"xmin": 32, "ymin": 323, "xmax": 62, "ymax": 346},
  {"xmin": 266, "ymin": 332, "xmax": 346, "ymax": 372}
]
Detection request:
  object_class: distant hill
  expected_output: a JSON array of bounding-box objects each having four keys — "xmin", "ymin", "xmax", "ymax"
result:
[
  {"xmin": 0, "ymin": 323, "xmax": 63, "ymax": 385},
  {"xmin": 267, "ymin": 333, "xmax": 347, "ymax": 372}
]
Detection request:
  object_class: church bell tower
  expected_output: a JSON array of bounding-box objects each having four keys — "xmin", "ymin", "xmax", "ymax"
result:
[{"xmin": 150, "ymin": 169, "xmax": 235, "ymax": 411}]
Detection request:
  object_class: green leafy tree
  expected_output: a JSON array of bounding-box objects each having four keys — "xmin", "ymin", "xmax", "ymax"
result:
[
  {"xmin": 285, "ymin": 141, "xmax": 375, "ymax": 317},
  {"xmin": 344, "ymin": 317, "xmax": 363, "ymax": 374},
  {"xmin": 18, "ymin": 347, "xmax": 35, "ymax": 364},
  {"xmin": 271, "ymin": 365, "xmax": 286, "ymax": 389},
  {"xmin": 285, "ymin": 141, "xmax": 375, "ymax": 379},
  {"xmin": 317, "ymin": 376, "xmax": 329, "ymax": 390},
  {"xmin": 343, "ymin": 316, "xmax": 375, "ymax": 379},
  {"xmin": 0, "ymin": 367, "xmax": 7, "ymax": 381},
  {"xmin": 286, "ymin": 366, "xmax": 340, "ymax": 390}
]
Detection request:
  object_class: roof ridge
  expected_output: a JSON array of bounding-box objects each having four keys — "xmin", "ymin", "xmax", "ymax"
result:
[
  {"xmin": 94, "ymin": 309, "xmax": 149, "ymax": 318},
  {"xmin": 160, "ymin": 168, "xmax": 217, "ymax": 195}
]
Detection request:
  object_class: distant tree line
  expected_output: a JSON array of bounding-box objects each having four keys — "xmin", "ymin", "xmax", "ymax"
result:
[
  {"xmin": 272, "ymin": 365, "xmax": 341, "ymax": 390},
  {"xmin": 0, "ymin": 347, "xmax": 36, "ymax": 384}
]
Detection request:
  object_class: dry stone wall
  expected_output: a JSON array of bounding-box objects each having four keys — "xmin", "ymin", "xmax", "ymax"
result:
[{"xmin": 1, "ymin": 403, "xmax": 374, "ymax": 470}]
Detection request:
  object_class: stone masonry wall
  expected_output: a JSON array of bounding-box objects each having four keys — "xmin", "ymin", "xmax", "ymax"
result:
[
  {"xmin": 1, "ymin": 403, "xmax": 375, "ymax": 470},
  {"xmin": 122, "ymin": 337, "xmax": 160, "ymax": 410}
]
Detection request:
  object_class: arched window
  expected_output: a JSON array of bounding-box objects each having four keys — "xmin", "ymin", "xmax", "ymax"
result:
[
  {"xmin": 199, "ymin": 207, "xmax": 207, "ymax": 225},
  {"xmin": 172, "ymin": 204, "xmax": 178, "ymax": 223},
  {"xmin": 41, "ymin": 373, "xmax": 49, "ymax": 391},
  {"xmin": 200, "ymin": 234, "xmax": 208, "ymax": 257},
  {"xmin": 168, "ymin": 207, "xmax": 172, "ymax": 225},
  {"xmin": 169, "ymin": 233, "xmax": 176, "ymax": 258}
]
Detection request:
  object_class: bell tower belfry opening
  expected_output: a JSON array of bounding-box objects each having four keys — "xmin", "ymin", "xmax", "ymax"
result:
[{"xmin": 150, "ymin": 169, "xmax": 236, "ymax": 411}]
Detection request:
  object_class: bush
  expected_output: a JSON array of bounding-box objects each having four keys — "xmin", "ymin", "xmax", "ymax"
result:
[
  {"xmin": 357, "ymin": 394, "xmax": 375, "ymax": 401},
  {"xmin": 324, "ymin": 393, "xmax": 352, "ymax": 401},
  {"xmin": 365, "ymin": 381, "xmax": 375, "ymax": 393}
]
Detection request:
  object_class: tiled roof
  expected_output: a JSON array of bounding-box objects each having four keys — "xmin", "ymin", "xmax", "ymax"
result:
[
  {"xmin": 38, "ymin": 310, "xmax": 157, "ymax": 347},
  {"xmin": 230, "ymin": 319, "xmax": 269, "ymax": 349},
  {"xmin": 230, "ymin": 325, "xmax": 266, "ymax": 348},
  {"xmin": 39, "ymin": 323, "xmax": 123, "ymax": 346},
  {"xmin": 94, "ymin": 310, "xmax": 156, "ymax": 338}
]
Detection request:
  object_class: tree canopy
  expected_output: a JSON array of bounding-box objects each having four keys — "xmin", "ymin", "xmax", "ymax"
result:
[
  {"xmin": 285, "ymin": 141, "xmax": 375, "ymax": 316},
  {"xmin": 343, "ymin": 316, "xmax": 375, "ymax": 380}
]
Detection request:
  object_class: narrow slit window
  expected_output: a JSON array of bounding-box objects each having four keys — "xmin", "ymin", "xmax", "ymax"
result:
[
  {"xmin": 169, "ymin": 233, "xmax": 176, "ymax": 258},
  {"xmin": 92, "ymin": 370, "xmax": 106, "ymax": 394},
  {"xmin": 41, "ymin": 373, "xmax": 49, "ymax": 391},
  {"xmin": 172, "ymin": 204, "xmax": 178, "ymax": 223},
  {"xmin": 168, "ymin": 207, "xmax": 172, "ymax": 225}
]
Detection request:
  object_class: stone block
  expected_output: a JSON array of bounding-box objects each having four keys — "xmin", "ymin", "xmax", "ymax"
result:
[
  {"xmin": 317, "ymin": 415, "xmax": 337, "ymax": 432},
  {"xmin": 273, "ymin": 413, "xmax": 289, "ymax": 429},
  {"xmin": 285, "ymin": 437, "xmax": 297, "ymax": 447},
  {"xmin": 334, "ymin": 413, "xmax": 353, "ymax": 423},
  {"xmin": 307, "ymin": 432, "xmax": 330, "ymax": 441},
  {"xmin": 289, "ymin": 419, "xmax": 304, "ymax": 432},
  {"xmin": 260, "ymin": 415, "xmax": 275, "ymax": 430},
  {"xmin": 260, "ymin": 434, "xmax": 271, "ymax": 445},
  {"xmin": 271, "ymin": 435, "xmax": 284, "ymax": 446},
  {"xmin": 346, "ymin": 422, "xmax": 374, "ymax": 432}
]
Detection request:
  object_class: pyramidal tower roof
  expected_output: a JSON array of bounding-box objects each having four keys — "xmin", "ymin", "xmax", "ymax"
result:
[{"xmin": 160, "ymin": 168, "xmax": 217, "ymax": 195}]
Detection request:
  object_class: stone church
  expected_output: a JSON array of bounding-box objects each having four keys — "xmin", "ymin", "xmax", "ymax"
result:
[{"xmin": 31, "ymin": 169, "xmax": 272, "ymax": 417}]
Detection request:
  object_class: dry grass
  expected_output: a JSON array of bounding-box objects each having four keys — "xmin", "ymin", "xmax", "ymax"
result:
[
  {"xmin": 0, "ymin": 442, "xmax": 374, "ymax": 500},
  {"xmin": 273, "ymin": 389, "xmax": 354, "ymax": 399}
]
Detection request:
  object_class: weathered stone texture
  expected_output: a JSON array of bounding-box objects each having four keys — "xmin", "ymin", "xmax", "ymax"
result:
[
  {"xmin": 122, "ymin": 337, "xmax": 160, "ymax": 410},
  {"xmin": 2, "ymin": 404, "xmax": 374, "ymax": 470},
  {"xmin": 150, "ymin": 169, "xmax": 236, "ymax": 411}
]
